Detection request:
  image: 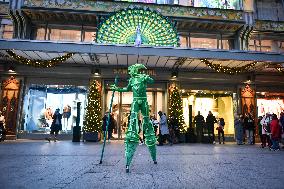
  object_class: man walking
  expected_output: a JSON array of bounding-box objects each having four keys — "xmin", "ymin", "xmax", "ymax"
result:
[
  {"xmin": 206, "ymin": 111, "xmax": 217, "ymax": 144},
  {"xmin": 194, "ymin": 111, "xmax": 205, "ymax": 143}
]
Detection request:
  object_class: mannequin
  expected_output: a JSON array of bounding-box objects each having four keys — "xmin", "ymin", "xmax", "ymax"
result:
[
  {"xmin": 62, "ymin": 105, "xmax": 71, "ymax": 132},
  {"xmin": 45, "ymin": 107, "xmax": 53, "ymax": 127}
]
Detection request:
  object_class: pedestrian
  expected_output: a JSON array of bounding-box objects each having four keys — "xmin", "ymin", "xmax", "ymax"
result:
[
  {"xmin": 0, "ymin": 111, "xmax": 6, "ymax": 141},
  {"xmin": 279, "ymin": 112, "xmax": 284, "ymax": 149},
  {"xmin": 244, "ymin": 113, "xmax": 255, "ymax": 145},
  {"xmin": 138, "ymin": 119, "xmax": 144, "ymax": 145},
  {"xmin": 151, "ymin": 115, "xmax": 159, "ymax": 136},
  {"xmin": 168, "ymin": 115, "xmax": 178, "ymax": 143},
  {"xmin": 261, "ymin": 113, "xmax": 272, "ymax": 148},
  {"xmin": 102, "ymin": 112, "xmax": 113, "ymax": 142},
  {"xmin": 112, "ymin": 113, "xmax": 118, "ymax": 135},
  {"xmin": 234, "ymin": 114, "xmax": 244, "ymax": 145},
  {"xmin": 157, "ymin": 111, "xmax": 172, "ymax": 146},
  {"xmin": 257, "ymin": 116, "xmax": 264, "ymax": 148},
  {"xmin": 217, "ymin": 118, "xmax": 225, "ymax": 144},
  {"xmin": 206, "ymin": 111, "xmax": 217, "ymax": 144},
  {"xmin": 270, "ymin": 114, "xmax": 281, "ymax": 151},
  {"xmin": 45, "ymin": 108, "xmax": 62, "ymax": 142},
  {"xmin": 194, "ymin": 111, "xmax": 205, "ymax": 143},
  {"xmin": 260, "ymin": 114, "xmax": 268, "ymax": 148}
]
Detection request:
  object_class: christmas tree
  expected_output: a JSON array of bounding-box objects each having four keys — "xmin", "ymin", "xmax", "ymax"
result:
[
  {"xmin": 83, "ymin": 79, "xmax": 102, "ymax": 133},
  {"xmin": 169, "ymin": 86, "xmax": 186, "ymax": 133}
]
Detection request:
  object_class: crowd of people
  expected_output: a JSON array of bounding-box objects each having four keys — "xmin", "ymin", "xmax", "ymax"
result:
[
  {"xmin": 259, "ymin": 113, "xmax": 284, "ymax": 151},
  {"xmin": 234, "ymin": 112, "xmax": 284, "ymax": 151},
  {"xmin": 194, "ymin": 111, "xmax": 226, "ymax": 144},
  {"xmin": 2, "ymin": 105, "xmax": 284, "ymax": 149},
  {"xmin": 102, "ymin": 110, "xmax": 180, "ymax": 146}
]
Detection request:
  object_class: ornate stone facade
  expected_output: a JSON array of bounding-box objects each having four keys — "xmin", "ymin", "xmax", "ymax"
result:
[{"xmin": 23, "ymin": 0, "xmax": 244, "ymax": 21}]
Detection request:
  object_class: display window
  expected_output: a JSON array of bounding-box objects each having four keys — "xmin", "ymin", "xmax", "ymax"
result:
[
  {"xmin": 22, "ymin": 85, "xmax": 87, "ymax": 134},
  {"xmin": 182, "ymin": 91, "xmax": 235, "ymax": 134},
  {"xmin": 257, "ymin": 99, "xmax": 284, "ymax": 117}
]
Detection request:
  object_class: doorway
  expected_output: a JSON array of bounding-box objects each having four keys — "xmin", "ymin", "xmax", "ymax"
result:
[{"xmin": 105, "ymin": 91, "xmax": 163, "ymax": 139}]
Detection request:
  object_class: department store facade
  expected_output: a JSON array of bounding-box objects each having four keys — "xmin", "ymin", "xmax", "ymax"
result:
[{"xmin": 0, "ymin": 0, "xmax": 284, "ymax": 139}]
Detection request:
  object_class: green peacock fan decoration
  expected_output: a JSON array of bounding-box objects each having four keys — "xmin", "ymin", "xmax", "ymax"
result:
[{"xmin": 97, "ymin": 8, "xmax": 178, "ymax": 47}]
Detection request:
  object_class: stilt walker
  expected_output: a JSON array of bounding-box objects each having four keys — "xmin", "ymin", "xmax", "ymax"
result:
[{"xmin": 111, "ymin": 64, "xmax": 157, "ymax": 173}]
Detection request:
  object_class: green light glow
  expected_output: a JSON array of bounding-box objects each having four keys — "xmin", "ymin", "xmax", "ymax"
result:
[{"xmin": 97, "ymin": 8, "xmax": 178, "ymax": 47}]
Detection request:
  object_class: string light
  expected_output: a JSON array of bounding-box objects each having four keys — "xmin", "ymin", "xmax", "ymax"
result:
[
  {"xmin": 6, "ymin": 50, "xmax": 74, "ymax": 68},
  {"xmin": 201, "ymin": 59, "xmax": 257, "ymax": 75},
  {"xmin": 83, "ymin": 80, "xmax": 102, "ymax": 133}
]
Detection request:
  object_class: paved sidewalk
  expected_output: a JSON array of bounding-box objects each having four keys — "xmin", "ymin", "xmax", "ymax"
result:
[{"xmin": 0, "ymin": 140, "xmax": 283, "ymax": 189}]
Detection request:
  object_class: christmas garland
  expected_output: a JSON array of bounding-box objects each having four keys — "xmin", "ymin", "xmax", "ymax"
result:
[
  {"xmin": 6, "ymin": 50, "xmax": 74, "ymax": 68},
  {"xmin": 201, "ymin": 59, "xmax": 257, "ymax": 74}
]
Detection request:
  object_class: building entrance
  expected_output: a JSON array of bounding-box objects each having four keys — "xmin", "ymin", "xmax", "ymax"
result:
[
  {"xmin": 105, "ymin": 90, "xmax": 164, "ymax": 139},
  {"xmin": 182, "ymin": 91, "xmax": 235, "ymax": 135}
]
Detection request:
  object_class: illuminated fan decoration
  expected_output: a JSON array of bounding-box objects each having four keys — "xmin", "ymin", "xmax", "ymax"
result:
[{"xmin": 97, "ymin": 8, "xmax": 178, "ymax": 47}]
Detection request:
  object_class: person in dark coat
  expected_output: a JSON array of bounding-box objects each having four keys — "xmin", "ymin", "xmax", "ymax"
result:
[
  {"xmin": 244, "ymin": 113, "xmax": 255, "ymax": 145},
  {"xmin": 217, "ymin": 118, "xmax": 225, "ymax": 144},
  {"xmin": 206, "ymin": 111, "xmax": 217, "ymax": 144},
  {"xmin": 46, "ymin": 108, "xmax": 62, "ymax": 142},
  {"xmin": 234, "ymin": 114, "xmax": 244, "ymax": 145},
  {"xmin": 102, "ymin": 112, "xmax": 114, "ymax": 141},
  {"xmin": 194, "ymin": 111, "xmax": 205, "ymax": 143},
  {"xmin": 168, "ymin": 115, "xmax": 178, "ymax": 143}
]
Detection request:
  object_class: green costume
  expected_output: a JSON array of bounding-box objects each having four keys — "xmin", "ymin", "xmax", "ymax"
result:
[{"xmin": 111, "ymin": 64, "xmax": 157, "ymax": 173}]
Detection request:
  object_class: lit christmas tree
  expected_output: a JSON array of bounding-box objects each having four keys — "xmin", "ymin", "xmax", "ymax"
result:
[
  {"xmin": 83, "ymin": 79, "xmax": 102, "ymax": 133},
  {"xmin": 168, "ymin": 86, "xmax": 186, "ymax": 133}
]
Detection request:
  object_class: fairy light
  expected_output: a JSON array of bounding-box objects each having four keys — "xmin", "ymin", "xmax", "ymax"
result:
[
  {"xmin": 201, "ymin": 59, "xmax": 257, "ymax": 74},
  {"xmin": 6, "ymin": 50, "xmax": 74, "ymax": 68},
  {"xmin": 83, "ymin": 80, "xmax": 102, "ymax": 133}
]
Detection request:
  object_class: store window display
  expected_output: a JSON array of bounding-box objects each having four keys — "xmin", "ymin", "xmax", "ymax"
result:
[
  {"xmin": 22, "ymin": 85, "xmax": 87, "ymax": 134},
  {"xmin": 257, "ymin": 99, "xmax": 284, "ymax": 117}
]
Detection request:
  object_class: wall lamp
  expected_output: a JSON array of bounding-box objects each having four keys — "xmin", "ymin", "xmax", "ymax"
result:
[
  {"xmin": 8, "ymin": 66, "xmax": 15, "ymax": 73},
  {"xmin": 171, "ymin": 70, "xmax": 178, "ymax": 78},
  {"xmin": 92, "ymin": 68, "xmax": 101, "ymax": 76}
]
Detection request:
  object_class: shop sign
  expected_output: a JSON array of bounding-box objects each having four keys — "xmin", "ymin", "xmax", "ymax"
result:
[{"xmin": 113, "ymin": 68, "xmax": 156, "ymax": 76}]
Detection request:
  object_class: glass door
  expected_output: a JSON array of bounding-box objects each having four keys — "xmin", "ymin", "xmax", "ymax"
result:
[{"xmin": 106, "ymin": 91, "xmax": 156, "ymax": 139}]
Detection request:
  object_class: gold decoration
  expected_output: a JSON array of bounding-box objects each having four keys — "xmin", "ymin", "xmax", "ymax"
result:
[
  {"xmin": 276, "ymin": 67, "xmax": 284, "ymax": 74},
  {"xmin": 201, "ymin": 59, "xmax": 257, "ymax": 74},
  {"xmin": 6, "ymin": 50, "xmax": 74, "ymax": 68}
]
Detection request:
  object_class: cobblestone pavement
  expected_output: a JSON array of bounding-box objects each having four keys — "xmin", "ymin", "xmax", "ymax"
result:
[{"xmin": 0, "ymin": 140, "xmax": 283, "ymax": 189}]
